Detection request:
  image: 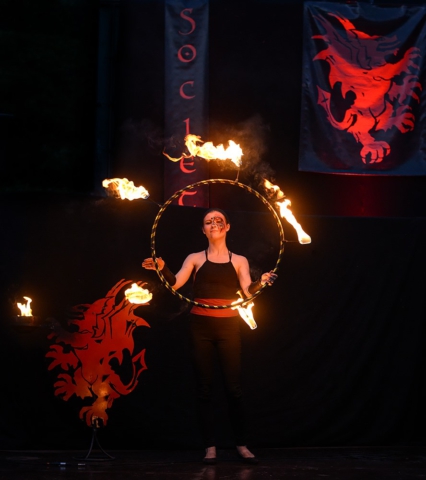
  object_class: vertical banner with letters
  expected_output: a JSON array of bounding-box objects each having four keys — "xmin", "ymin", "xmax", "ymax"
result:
[{"xmin": 164, "ymin": 0, "xmax": 209, "ymax": 206}]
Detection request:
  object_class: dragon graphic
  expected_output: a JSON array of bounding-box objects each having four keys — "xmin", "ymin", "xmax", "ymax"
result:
[
  {"xmin": 46, "ymin": 279, "xmax": 150, "ymax": 426},
  {"xmin": 313, "ymin": 12, "xmax": 422, "ymax": 164}
]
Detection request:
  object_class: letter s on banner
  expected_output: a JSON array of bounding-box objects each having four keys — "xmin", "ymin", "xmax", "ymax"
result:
[{"xmin": 179, "ymin": 8, "xmax": 196, "ymax": 35}]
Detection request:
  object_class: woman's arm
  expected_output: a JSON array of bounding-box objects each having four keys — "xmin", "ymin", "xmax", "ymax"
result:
[
  {"xmin": 142, "ymin": 254, "xmax": 197, "ymax": 290},
  {"xmin": 173, "ymin": 254, "xmax": 198, "ymax": 290},
  {"xmin": 235, "ymin": 256, "xmax": 253, "ymax": 298},
  {"xmin": 248, "ymin": 271, "xmax": 278, "ymax": 294},
  {"xmin": 234, "ymin": 255, "xmax": 278, "ymax": 297}
]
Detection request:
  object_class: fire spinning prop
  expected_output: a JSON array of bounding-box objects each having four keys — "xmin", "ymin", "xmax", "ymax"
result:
[
  {"xmin": 102, "ymin": 144, "xmax": 311, "ymax": 325},
  {"xmin": 164, "ymin": 134, "xmax": 243, "ymax": 168},
  {"xmin": 150, "ymin": 178, "xmax": 285, "ymax": 310},
  {"xmin": 46, "ymin": 279, "xmax": 150, "ymax": 427}
]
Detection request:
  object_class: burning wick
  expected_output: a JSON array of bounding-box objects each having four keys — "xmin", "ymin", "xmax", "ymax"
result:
[
  {"xmin": 232, "ymin": 295, "xmax": 257, "ymax": 330},
  {"xmin": 17, "ymin": 296, "xmax": 33, "ymax": 316},
  {"xmin": 124, "ymin": 283, "xmax": 152, "ymax": 305},
  {"xmin": 102, "ymin": 178, "xmax": 150, "ymax": 201},
  {"xmin": 164, "ymin": 134, "xmax": 243, "ymax": 168},
  {"xmin": 264, "ymin": 179, "xmax": 311, "ymax": 245},
  {"xmin": 277, "ymin": 199, "xmax": 311, "ymax": 245}
]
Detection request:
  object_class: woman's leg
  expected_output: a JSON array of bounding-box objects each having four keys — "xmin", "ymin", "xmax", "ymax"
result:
[
  {"xmin": 216, "ymin": 317, "xmax": 247, "ymax": 446},
  {"xmin": 190, "ymin": 315, "xmax": 216, "ymax": 448}
]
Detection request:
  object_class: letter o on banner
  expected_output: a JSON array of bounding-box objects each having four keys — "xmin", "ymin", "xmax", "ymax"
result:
[{"xmin": 177, "ymin": 44, "xmax": 197, "ymax": 63}]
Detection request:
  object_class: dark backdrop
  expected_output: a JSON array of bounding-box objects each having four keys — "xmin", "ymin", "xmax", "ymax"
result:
[
  {"xmin": 0, "ymin": 0, "xmax": 425, "ymax": 450},
  {"xmin": 114, "ymin": 0, "xmax": 426, "ymax": 217},
  {"xmin": 0, "ymin": 196, "xmax": 425, "ymax": 449}
]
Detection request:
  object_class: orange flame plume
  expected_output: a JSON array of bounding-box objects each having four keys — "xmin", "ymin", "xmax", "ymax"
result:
[
  {"xmin": 264, "ymin": 179, "xmax": 311, "ymax": 244},
  {"xmin": 164, "ymin": 134, "xmax": 243, "ymax": 168},
  {"xmin": 17, "ymin": 296, "xmax": 33, "ymax": 316},
  {"xmin": 232, "ymin": 298, "xmax": 257, "ymax": 330},
  {"xmin": 124, "ymin": 283, "xmax": 152, "ymax": 305},
  {"xmin": 103, "ymin": 178, "xmax": 150, "ymax": 201}
]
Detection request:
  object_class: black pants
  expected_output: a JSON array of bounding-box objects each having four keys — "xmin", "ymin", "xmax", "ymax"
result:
[{"xmin": 189, "ymin": 314, "xmax": 246, "ymax": 448}]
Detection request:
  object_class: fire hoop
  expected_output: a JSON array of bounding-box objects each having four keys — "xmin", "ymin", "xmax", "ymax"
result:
[{"xmin": 150, "ymin": 178, "xmax": 285, "ymax": 308}]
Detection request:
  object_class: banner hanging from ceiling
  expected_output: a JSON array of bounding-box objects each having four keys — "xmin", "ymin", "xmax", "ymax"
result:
[
  {"xmin": 164, "ymin": 0, "xmax": 209, "ymax": 206},
  {"xmin": 299, "ymin": 2, "xmax": 426, "ymax": 175}
]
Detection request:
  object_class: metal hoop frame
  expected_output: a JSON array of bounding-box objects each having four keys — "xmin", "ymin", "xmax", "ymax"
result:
[{"xmin": 150, "ymin": 179, "xmax": 285, "ymax": 308}]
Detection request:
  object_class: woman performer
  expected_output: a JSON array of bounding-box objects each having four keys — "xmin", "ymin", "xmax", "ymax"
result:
[{"xmin": 142, "ymin": 208, "xmax": 277, "ymax": 465}]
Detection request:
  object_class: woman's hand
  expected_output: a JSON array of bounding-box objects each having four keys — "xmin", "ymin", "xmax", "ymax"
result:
[
  {"xmin": 260, "ymin": 271, "xmax": 278, "ymax": 286},
  {"xmin": 142, "ymin": 257, "xmax": 165, "ymax": 271}
]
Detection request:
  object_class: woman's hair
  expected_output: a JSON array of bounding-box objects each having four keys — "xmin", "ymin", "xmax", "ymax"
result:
[{"xmin": 202, "ymin": 208, "xmax": 230, "ymax": 225}]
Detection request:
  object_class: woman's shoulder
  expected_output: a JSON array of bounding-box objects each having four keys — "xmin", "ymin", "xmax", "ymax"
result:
[
  {"xmin": 185, "ymin": 250, "xmax": 206, "ymax": 262},
  {"xmin": 183, "ymin": 250, "xmax": 207, "ymax": 271},
  {"xmin": 230, "ymin": 252, "xmax": 248, "ymax": 264}
]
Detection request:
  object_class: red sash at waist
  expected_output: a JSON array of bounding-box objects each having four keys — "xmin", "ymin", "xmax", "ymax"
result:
[{"xmin": 191, "ymin": 298, "xmax": 239, "ymax": 317}]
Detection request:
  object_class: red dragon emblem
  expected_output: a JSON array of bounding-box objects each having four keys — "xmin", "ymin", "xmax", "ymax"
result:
[
  {"xmin": 313, "ymin": 12, "xmax": 422, "ymax": 164},
  {"xmin": 46, "ymin": 279, "xmax": 150, "ymax": 426}
]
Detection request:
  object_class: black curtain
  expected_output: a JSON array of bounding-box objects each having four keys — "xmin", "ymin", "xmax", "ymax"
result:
[{"xmin": 0, "ymin": 195, "xmax": 425, "ymax": 449}]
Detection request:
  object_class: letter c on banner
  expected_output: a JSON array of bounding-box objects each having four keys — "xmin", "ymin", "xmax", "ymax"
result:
[
  {"xmin": 178, "ymin": 190, "xmax": 198, "ymax": 206},
  {"xmin": 178, "ymin": 45, "xmax": 197, "ymax": 63},
  {"xmin": 179, "ymin": 8, "xmax": 196, "ymax": 35},
  {"xmin": 180, "ymin": 81, "xmax": 195, "ymax": 99}
]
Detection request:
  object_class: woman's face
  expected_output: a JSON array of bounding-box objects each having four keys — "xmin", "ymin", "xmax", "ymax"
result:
[{"xmin": 202, "ymin": 210, "xmax": 230, "ymax": 236}]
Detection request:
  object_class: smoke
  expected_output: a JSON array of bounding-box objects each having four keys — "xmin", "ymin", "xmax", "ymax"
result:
[
  {"xmin": 209, "ymin": 114, "xmax": 281, "ymax": 196},
  {"xmin": 121, "ymin": 118, "xmax": 204, "ymax": 165},
  {"xmin": 120, "ymin": 118, "xmax": 165, "ymax": 154},
  {"xmin": 120, "ymin": 115, "xmax": 284, "ymax": 199}
]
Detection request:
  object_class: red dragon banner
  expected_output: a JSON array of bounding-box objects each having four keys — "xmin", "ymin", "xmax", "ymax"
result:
[
  {"xmin": 46, "ymin": 279, "xmax": 150, "ymax": 427},
  {"xmin": 299, "ymin": 2, "xmax": 426, "ymax": 175}
]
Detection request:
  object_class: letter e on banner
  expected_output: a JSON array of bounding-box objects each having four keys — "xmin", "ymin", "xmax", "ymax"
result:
[
  {"xmin": 178, "ymin": 190, "xmax": 198, "ymax": 206},
  {"xmin": 180, "ymin": 157, "xmax": 196, "ymax": 173}
]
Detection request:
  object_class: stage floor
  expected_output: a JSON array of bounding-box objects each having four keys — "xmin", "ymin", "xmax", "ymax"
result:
[{"xmin": 1, "ymin": 446, "xmax": 425, "ymax": 479}]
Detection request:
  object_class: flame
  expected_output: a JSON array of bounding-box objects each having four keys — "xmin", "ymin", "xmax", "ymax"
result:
[
  {"xmin": 264, "ymin": 179, "xmax": 311, "ymax": 245},
  {"xmin": 102, "ymin": 178, "xmax": 150, "ymax": 201},
  {"xmin": 264, "ymin": 179, "xmax": 285, "ymax": 199},
  {"xmin": 232, "ymin": 298, "xmax": 257, "ymax": 330},
  {"xmin": 164, "ymin": 134, "xmax": 243, "ymax": 168},
  {"xmin": 17, "ymin": 296, "xmax": 33, "ymax": 316},
  {"xmin": 124, "ymin": 283, "xmax": 152, "ymax": 305},
  {"xmin": 163, "ymin": 151, "xmax": 182, "ymax": 162},
  {"xmin": 277, "ymin": 199, "xmax": 311, "ymax": 244}
]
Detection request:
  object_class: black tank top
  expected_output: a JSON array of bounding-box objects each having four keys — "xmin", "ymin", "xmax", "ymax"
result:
[{"xmin": 193, "ymin": 250, "xmax": 240, "ymax": 299}]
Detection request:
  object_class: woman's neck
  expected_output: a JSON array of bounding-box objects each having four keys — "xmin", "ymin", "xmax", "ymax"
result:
[{"xmin": 207, "ymin": 240, "xmax": 228, "ymax": 257}]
